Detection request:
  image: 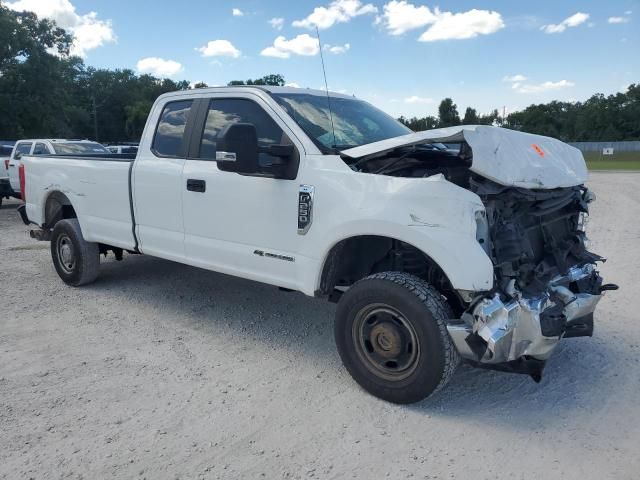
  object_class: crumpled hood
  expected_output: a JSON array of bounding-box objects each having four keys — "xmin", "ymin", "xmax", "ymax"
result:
[{"xmin": 341, "ymin": 125, "xmax": 587, "ymax": 189}]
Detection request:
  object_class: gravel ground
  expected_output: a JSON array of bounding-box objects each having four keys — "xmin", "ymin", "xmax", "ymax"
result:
[{"xmin": 1, "ymin": 172, "xmax": 639, "ymax": 480}]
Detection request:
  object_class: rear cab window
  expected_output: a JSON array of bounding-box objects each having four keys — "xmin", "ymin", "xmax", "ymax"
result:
[
  {"xmin": 33, "ymin": 143, "xmax": 48, "ymax": 155},
  {"xmin": 152, "ymin": 100, "xmax": 193, "ymax": 157}
]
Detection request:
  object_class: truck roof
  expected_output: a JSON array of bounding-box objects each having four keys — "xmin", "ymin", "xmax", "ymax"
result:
[{"xmin": 158, "ymin": 86, "xmax": 357, "ymax": 101}]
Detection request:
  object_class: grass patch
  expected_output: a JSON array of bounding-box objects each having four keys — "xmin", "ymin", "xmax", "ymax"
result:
[{"xmin": 583, "ymin": 151, "xmax": 640, "ymax": 170}]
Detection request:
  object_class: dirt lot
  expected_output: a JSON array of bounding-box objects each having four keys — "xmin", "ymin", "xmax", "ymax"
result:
[{"xmin": 1, "ymin": 172, "xmax": 639, "ymax": 480}]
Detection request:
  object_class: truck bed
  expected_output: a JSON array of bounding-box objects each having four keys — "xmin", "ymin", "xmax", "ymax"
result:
[{"xmin": 22, "ymin": 154, "xmax": 138, "ymax": 251}]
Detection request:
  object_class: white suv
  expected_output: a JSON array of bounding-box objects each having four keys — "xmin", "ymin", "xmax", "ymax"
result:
[{"xmin": 7, "ymin": 139, "xmax": 109, "ymax": 196}]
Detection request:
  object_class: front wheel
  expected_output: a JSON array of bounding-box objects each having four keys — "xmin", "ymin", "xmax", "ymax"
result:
[
  {"xmin": 335, "ymin": 272, "xmax": 459, "ymax": 404},
  {"xmin": 50, "ymin": 218, "xmax": 100, "ymax": 286}
]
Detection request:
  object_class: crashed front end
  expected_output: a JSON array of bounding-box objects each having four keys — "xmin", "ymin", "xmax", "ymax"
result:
[
  {"xmin": 448, "ymin": 178, "xmax": 615, "ymax": 380},
  {"xmin": 340, "ymin": 125, "xmax": 615, "ymax": 379}
]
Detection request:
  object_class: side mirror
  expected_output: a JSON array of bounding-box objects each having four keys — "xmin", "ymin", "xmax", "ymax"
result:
[
  {"xmin": 263, "ymin": 143, "xmax": 294, "ymax": 160},
  {"xmin": 216, "ymin": 123, "xmax": 259, "ymax": 174}
]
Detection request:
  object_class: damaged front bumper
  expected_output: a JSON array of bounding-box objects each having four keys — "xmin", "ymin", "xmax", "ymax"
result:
[{"xmin": 447, "ymin": 264, "xmax": 614, "ymax": 380}]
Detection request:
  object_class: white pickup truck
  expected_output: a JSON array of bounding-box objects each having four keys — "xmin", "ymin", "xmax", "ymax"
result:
[{"xmin": 18, "ymin": 86, "xmax": 615, "ymax": 403}]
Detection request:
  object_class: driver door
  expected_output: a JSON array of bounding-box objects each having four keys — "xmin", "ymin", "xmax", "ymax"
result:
[{"xmin": 181, "ymin": 95, "xmax": 303, "ymax": 288}]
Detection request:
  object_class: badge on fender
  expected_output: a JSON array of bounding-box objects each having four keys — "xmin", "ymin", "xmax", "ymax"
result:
[{"xmin": 298, "ymin": 185, "xmax": 314, "ymax": 235}]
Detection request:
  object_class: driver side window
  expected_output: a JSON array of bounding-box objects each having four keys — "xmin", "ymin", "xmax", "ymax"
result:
[{"xmin": 199, "ymin": 98, "xmax": 286, "ymax": 168}]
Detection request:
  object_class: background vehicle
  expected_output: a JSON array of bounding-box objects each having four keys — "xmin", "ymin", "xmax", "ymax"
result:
[
  {"xmin": 18, "ymin": 87, "xmax": 613, "ymax": 403},
  {"xmin": 1, "ymin": 144, "xmax": 15, "ymax": 206},
  {"xmin": 7, "ymin": 139, "xmax": 109, "ymax": 197},
  {"xmin": 107, "ymin": 144, "xmax": 139, "ymax": 154}
]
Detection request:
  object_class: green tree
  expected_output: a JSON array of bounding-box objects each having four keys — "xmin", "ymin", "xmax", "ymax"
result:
[
  {"xmin": 398, "ymin": 115, "xmax": 438, "ymax": 132},
  {"xmin": 462, "ymin": 107, "xmax": 478, "ymax": 124},
  {"xmin": 438, "ymin": 98, "xmax": 460, "ymax": 127},
  {"xmin": 479, "ymin": 109, "xmax": 500, "ymax": 126},
  {"xmin": 227, "ymin": 74, "xmax": 285, "ymax": 86},
  {"xmin": 0, "ymin": 5, "xmax": 77, "ymax": 138}
]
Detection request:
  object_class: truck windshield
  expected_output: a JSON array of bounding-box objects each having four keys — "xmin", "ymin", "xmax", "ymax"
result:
[
  {"xmin": 271, "ymin": 93, "xmax": 411, "ymax": 152},
  {"xmin": 52, "ymin": 142, "xmax": 109, "ymax": 155}
]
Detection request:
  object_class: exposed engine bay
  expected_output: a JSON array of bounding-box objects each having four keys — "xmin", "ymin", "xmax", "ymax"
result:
[
  {"xmin": 346, "ymin": 139, "xmax": 617, "ymax": 380},
  {"xmin": 348, "ymin": 143, "xmax": 474, "ymax": 188}
]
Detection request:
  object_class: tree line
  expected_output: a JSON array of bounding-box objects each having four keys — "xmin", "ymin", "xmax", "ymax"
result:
[
  {"xmin": 400, "ymin": 87, "xmax": 640, "ymax": 142},
  {"xmin": 1, "ymin": 5, "xmax": 638, "ymax": 143},
  {"xmin": 0, "ymin": 6, "xmax": 286, "ymax": 143},
  {"xmin": 398, "ymin": 99, "xmax": 501, "ymax": 132}
]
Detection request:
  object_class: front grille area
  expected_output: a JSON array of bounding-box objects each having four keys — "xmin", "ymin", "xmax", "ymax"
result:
[{"xmin": 471, "ymin": 177, "xmax": 601, "ymax": 295}]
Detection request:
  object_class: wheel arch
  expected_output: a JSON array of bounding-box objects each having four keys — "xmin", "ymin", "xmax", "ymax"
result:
[
  {"xmin": 316, "ymin": 234, "xmax": 465, "ymax": 313},
  {"xmin": 43, "ymin": 190, "xmax": 77, "ymax": 228}
]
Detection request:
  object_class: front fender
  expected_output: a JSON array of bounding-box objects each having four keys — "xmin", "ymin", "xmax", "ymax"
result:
[
  {"xmin": 300, "ymin": 171, "xmax": 495, "ymax": 294},
  {"xmin": 314, "ymin": 219, "xmax": 494, "ymax": 292}
]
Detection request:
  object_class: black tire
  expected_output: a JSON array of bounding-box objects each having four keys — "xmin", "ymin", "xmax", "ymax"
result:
[
  {"xmin": 50, "ymin": 218, "xmax": 100, "ymax": 286},
  {"xmin": 335, "ymin": 272, "xmax": 459, "ymax": 404}
]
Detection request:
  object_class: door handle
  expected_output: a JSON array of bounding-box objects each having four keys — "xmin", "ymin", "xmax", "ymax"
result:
[{"xmin": 186, "ymin": 179, "xmax": 206, "ymax": 193}]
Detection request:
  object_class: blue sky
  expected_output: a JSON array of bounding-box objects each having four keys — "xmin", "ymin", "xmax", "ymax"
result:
[{"xmin": 6, "ymin": 0, "xmax": 639, "ymax": 118}]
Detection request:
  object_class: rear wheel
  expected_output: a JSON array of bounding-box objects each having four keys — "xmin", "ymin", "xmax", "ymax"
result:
[
  {"xmin": 335, "ymin": 272, "xmax": 458, "ymax": 404},
  {"xmin": 50, "ymin": 219, "xmax": 100, "ymax": 286}
]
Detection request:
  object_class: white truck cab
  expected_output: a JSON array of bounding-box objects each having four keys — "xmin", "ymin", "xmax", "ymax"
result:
[
  {"xmin": 7, "ymin": 139, "xmax": 108, "ymax": 195},
  {"xmin": 18, "ymin": 87, "xmax": 615, "ymax": 403}
]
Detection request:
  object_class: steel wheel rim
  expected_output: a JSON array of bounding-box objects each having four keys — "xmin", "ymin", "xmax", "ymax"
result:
[
  {"xmin": 352, "ymin": 303, "xmax": 421, "ymax": 381},
  {"xmin": 56, "ymin": 234, "xmax": 76, "ymax": 274}
]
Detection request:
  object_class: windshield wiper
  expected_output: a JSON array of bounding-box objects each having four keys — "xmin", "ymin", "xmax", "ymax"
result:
[{"xmin": 331, "ymin": 144, "xmax": 359, "ymax": 150}]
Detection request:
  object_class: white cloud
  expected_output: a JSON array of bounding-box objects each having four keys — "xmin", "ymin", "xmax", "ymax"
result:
[
  {"xmin": 196, "ymin": 40, "xmax": 241, "ymax": 58},
  {"xmin": 269, "ymin": 17, "xmax": 285, "ymax": 30},
  {"xmin": 381, "ymin": 1, "xmax": 436, "ymax": 35},
  {"xmin": 404, "ymin": 95, "xmax": 433, "ymax": 104},
  {"xmin": 541, "ymin": 12, "xmax": 589, "ymax": 34},
  {"xmin": 503, "ymin": 74, "xmax": 527, "ymax": 82},
  {"xmin": 232, "ymin": 8, "xmax": 243, "ymax": 16},
  {"xmin": 5, "ymin": 0, "xmax": 115, "ymax": 57},
  {"xmin": 513, "ymin": 80, "xmax": 575, "ymax": 94},
  {"xmin": 260, "ymin": 34, "xmax": 320, "ymax": 58},
  {"xmin": 419, "ymin": 9, "xmax": 504, "ymax": 41},
  {"xmin": 503, "ymin": 74, "xmax": 575, "ymax": 94},
  {"xmin": 285, "ymin": 82, "xmax": 301, "ymax": 88},
  {"xmin": 136, "ymin": 57, "xmax": 183, "ymax": 78},
  {"xmin": 625, "ymin": 10, "xmax": 632, "ymax": 15},
  {"xmin": 293, "ymin": 0, "xmax": 378, "ymax": 30},
  {"xmin": 608, "ymin": 16, "xmax": 630, "ymax": 24},
  {"xmin": 380, "ymin": 2, "xmax": 503, "ymax": 41},
  {"xmin": 324, "ymin": 43, "xmax": 351, "ymax": 54}
]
